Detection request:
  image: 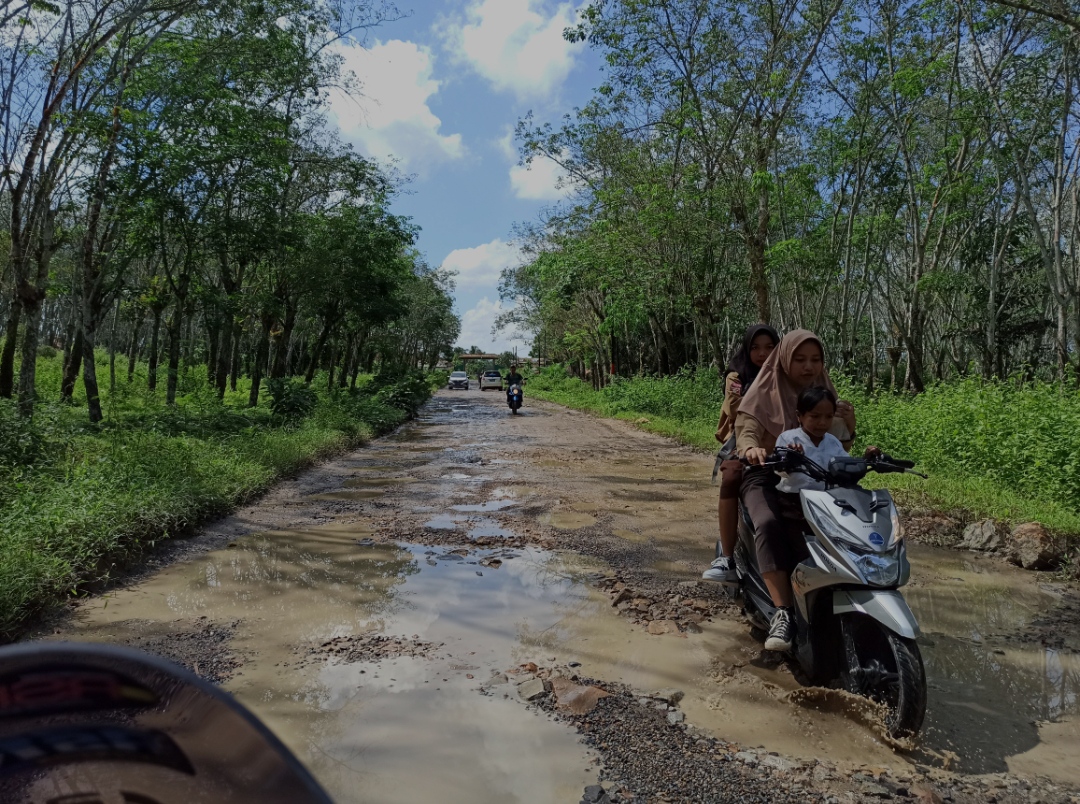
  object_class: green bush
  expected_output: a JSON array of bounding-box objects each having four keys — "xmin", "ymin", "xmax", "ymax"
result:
[
  {"xmin": 839, "ymin": 378, "xmax": 1080, "ymax": 525},
  {"xmin": 266, "ymin": 377, "xmax": 318, "ymax": 419},
  {"xmin": 0, "ymin": 399, "xmax": 50, "ymax": 468}
]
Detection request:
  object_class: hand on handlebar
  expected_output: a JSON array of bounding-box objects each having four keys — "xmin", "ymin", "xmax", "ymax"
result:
[{"xmin": 744, "ymin": 447, "xmax": 769, "ymax": 466}]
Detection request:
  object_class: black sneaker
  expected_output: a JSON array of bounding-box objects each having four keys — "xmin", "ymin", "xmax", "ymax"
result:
[{"xmin": 764, "ymin": 607, "xmax": 795, "ymax": 652}]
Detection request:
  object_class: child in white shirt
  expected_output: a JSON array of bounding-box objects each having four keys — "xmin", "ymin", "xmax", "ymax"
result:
[{"xmin": 775, "ymin": 386, "xmax": 879, "ymax": 493}]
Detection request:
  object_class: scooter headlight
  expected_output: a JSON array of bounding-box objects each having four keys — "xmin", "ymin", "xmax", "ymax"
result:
[{"xmin": 853, "ymin": 550, "xmax": 901, "ymax": 587}]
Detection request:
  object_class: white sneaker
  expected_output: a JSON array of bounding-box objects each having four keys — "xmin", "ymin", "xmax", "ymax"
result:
[{"xmin": 702, "ymin": 555, "xmax": 737, "ymax": 583}]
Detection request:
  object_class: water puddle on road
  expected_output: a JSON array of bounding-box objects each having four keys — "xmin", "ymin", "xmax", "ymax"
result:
[
  {"xmin": 452, "ymin": 500, "xmax": 517, "ymax": 513},
  {"xmin": 342, "ymin": 476, "xmax": 417, "ymax": 488},
  {"xmin": 423, "ymin": 514, "xmax": 463, "ymax": 530},
  {"xmin": 469, "ymin": 518, "xmax": 518, "ymax": 540},
  {"xmin": 58, "ymin": 526, "xmax": 597, "ymax": 804},
  {"xmin": 539, "ymin": 512, "xmax": 597, "ymax": 530},
  {"xmin": 904, "ymin": 545, "xmax": 1080, "ymax": 781}
]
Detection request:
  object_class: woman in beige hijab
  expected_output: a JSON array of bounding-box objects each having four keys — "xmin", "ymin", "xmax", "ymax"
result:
[{"xmin": 734, "ymin": 330, "xmax": 857, "ymax": 651}]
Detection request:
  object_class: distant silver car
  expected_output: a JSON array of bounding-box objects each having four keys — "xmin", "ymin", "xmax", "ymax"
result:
[
  {"xmin": 479, "ymin": 370, "xmax": 502, "ymax": 391},
  {"xmin": 448, "ymin": 371, "xmax": 469, "ymax": 390}
]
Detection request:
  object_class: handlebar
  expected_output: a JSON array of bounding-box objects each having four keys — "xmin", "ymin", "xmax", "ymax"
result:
[{"xmin": 740, "ymin": 447, "xmax": 926, "ymax": 485}]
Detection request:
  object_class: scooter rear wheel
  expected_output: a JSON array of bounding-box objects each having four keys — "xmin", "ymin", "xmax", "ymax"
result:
[{"xmin": 838, "ymin": 613, "xmax": 926, "ymax": 739}]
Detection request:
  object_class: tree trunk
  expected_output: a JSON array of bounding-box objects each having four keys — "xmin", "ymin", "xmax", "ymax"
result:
[
  {"xmin": 206, "ymin": 317, "xmax": 220, "ymax": 385},
  {"xmin": 82, "ymin": 316, "xmax": 103, "ymax": 423},
  {"xmin": 248, "ymin": 317, "xmax": 272, "ymax": 408},
  {"xmin": 109, "ymin": 299, "xmax": 120, "ymax": 394},
  {"xmin": 305, "ymin": 317, "xmax": 334, "ymax": 384},
  {"xmin": 166, "ymin": 305, "xmax": 183, "ymax": 405},
  {"xmin": 16, "ymin": 294, "xmax": 45, "ymax": 416},
  {"xmin": 127, "ymin": 308, "xmax": 145, "ymax": 383},
  {"xmin": 0, "ymin": 294, "xmax": 21, "ymax": 398},
  {"xmin": 229, "ymin": 324, "xmax": 241, "ymax": 393},
  {"xmin": 61, "ymin": 328, "xmax": 84, "ymax": 401},
  {"xmin": 271, "ymin": 310, "xmax": 296, "ymax": 379},
  {"xmin": 214, "ymin": 321, "xmax": 229, "ymax": 399},
  {"xmin": 147, "ymin": 309, "xmax": 162, "ymax": 391}
]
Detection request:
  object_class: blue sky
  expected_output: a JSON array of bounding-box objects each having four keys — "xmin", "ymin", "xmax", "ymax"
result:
[{"xmin": 325, "ymin": 0, "xmax": 604, "ymax": 354}]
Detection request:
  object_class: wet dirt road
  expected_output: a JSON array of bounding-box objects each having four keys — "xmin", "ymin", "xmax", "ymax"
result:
[{"xmin": 41, "ymin": 390, "xmax": 1080, "ymax": 803}]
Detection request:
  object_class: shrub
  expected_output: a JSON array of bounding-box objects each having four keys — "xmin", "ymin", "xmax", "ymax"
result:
[
  {"xmin": 0, "ymin": 399, "xmax": 49, "ymax": 468},
  {"xmin": 266, "ymin": 378, "xmax": 318, "ymax": 419}
]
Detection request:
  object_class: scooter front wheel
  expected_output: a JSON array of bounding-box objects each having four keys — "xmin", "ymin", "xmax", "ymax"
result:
[{"xmin": 838, "ymin": 613, "xmax": 926, "ymax": 739}]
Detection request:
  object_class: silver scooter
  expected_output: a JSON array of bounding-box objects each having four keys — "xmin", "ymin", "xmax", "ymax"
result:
[{"xmin": 724, "ymin": 448, "xmax": 928, "ymax": 738}]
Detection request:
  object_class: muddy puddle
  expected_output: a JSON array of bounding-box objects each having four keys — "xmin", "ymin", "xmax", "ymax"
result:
[
  {"xmin": 906, "ymin": 546, "xmax": 1080, "ymax": 780},
  {"xmin": 57, "ymin": 526, "xmax": 597, "ymax": 804},
  {"xmin": 39, "ymin": 389, "xmax": 1080, "ymax": 797},
  {"xmin": 540, "ymin": 511, "xmax": 597, "ymax": 530}
]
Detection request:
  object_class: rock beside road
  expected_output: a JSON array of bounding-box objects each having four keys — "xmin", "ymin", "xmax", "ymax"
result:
[
  {"xmin": 950, "ymin": 519, "xmax": 1066, "ymax": 571},
  {"xmin": 1007, "ymin": 522, "xmax": 1063, "ymax": 570},
  {"xmin": 959, "ymin": 519, "xmax": 1003, "ymax": 551},
  {"xmin": 296, "ymin": 633, "xmax": 441, "ymax": 667}
]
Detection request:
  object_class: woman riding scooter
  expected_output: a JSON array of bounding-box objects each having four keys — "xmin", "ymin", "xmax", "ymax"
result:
[{"xmin": 734, "ymin": 330, "xmax": 857, "ymax": 651}]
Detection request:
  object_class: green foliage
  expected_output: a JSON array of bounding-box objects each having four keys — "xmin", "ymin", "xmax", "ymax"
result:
[
  {"xmin": 0, "ymin": 359, "xmax": 440, "ymax": 638},
  {"xmin": 266, "ymin": 378, "xmax": 318, "ymax": 420},
  {"xmin": 839, "ymin": 377, "xmax": 1080, "ymax": 530},
  {"xmin": 0, "ymin": 400, "xmax": 50, "ymax": 469},
  {"xmin": 528, "ymin": 366, "xmax": 722, "ymax": 450},
  {"xmin": 366, "ymin": 370, "xmax": 435, "ymax": 415}
]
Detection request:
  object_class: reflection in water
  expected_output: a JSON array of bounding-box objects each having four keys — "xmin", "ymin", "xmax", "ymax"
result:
[
  {"xmin": 64, "ymin": 527, "xmax": 597, "ymax": 804},
  {"xmin": 451, "ymin": 499, "xmax": 517, "ymax": 512},
  {"xmin": 905, "ymin": 545, "xmax": 1080, "ymax": 776}
]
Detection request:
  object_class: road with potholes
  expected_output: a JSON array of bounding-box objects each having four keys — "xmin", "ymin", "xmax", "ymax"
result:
[{"xmin": 41, "ymin": 389, "xmax": 1080, "ymax": 803}]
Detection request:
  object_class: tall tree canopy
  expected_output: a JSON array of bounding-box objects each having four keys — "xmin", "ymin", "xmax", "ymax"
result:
[
  {"xmin": 0, "ymin": 0, "xmax": 460, "ymax": 419},
  {"xmin": 504, "ymin": 0, "xmax": 1080, "ymax": 389}
]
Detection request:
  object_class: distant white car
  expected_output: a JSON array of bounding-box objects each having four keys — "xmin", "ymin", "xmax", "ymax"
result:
[
  {"xmin": 448, "ymin": 371, "xmax": 469, "ymax": 390},
  {"xmin": 479, "ymin": 370, "xmax": 503, "ymax": 391}
]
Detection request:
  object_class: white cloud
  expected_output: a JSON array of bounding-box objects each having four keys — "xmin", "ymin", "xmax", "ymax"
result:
[
  {"xmin": 328, "ymin": 39, "xmax": 465, "ymax": 171},
  {"xmin": 444, "ymin": 0, "xmax": 583, "ymax": 101},
  {"xmin": 441, "ymin": 239, "xmax": 523, "ymax": 290},
  {"xmin": 510, "ymin": 157, "xmax": 571, "ymax": 200},
  {"xmin": 456, "ymin": 297, "xmax": 530, "ymax": 353}
]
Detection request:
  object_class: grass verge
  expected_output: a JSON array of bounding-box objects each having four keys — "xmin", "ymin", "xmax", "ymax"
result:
[
  {"xmin": 527, "ymin": 367, "xmax": 1080, "ymax": 538},
  {"xmin": 0, "ymin": 357, "xmax": 445, "ymax": 638}
]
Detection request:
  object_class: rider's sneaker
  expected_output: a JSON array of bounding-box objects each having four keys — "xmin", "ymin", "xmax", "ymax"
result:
[
  {"xmin": 764, "ymin": 607, "xmax": 795, "ymax": 652},
  {"xmin": 702, "ymin": 555, "xmax": 738, "ymax": 583}
]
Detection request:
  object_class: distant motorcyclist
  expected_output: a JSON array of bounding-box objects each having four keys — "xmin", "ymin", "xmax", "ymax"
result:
[{"xmin": 505, "ymin": 364, "xmax": 524, "ymax": 387}]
